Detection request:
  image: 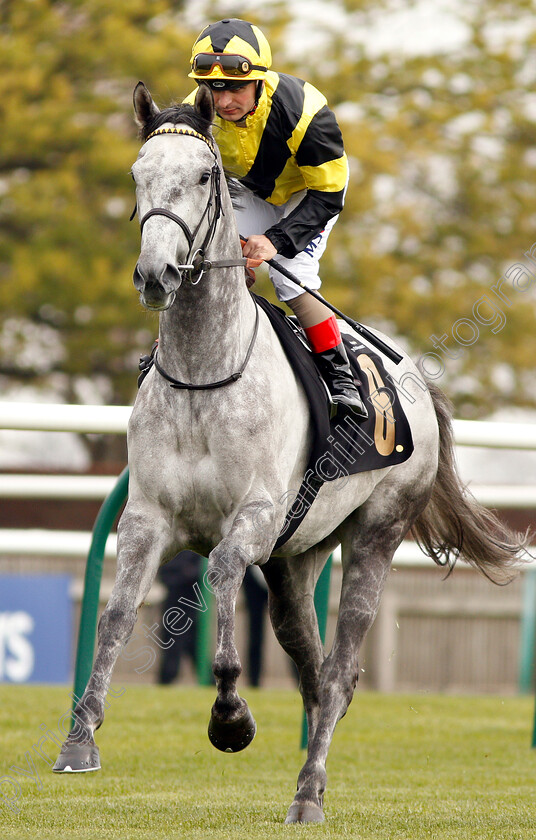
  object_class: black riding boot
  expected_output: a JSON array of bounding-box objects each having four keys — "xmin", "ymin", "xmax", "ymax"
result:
[{"xmin": 314, "ymin": 343, "xmax": 368, "ymax": 419}]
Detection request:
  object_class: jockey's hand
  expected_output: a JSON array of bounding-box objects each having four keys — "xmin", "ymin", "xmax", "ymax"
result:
[{"xmin": 241, "ymin": 234, "xmax": 277, "ymax": 262}]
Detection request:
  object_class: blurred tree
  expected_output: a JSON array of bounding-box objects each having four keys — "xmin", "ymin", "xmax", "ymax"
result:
[
  {"xmin": 274, "ymin": 0, "xmax": 536, "ymax": 417},
  {"xmin": 0, "ymin": 0, "xmax": 193, "ymax": 411},
  {"xmin": 2, "ymin": 0, "xmax": 536, "ymax": 432}
]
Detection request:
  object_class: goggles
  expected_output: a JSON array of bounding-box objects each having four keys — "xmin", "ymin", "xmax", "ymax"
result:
[{"xmin": 192, "ymin": 52, "xmax": 267, "ymax": 78}]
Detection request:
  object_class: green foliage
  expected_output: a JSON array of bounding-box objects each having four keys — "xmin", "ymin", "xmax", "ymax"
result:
[
  {"xmin": 0, "ymin": 0, "xmax": 192, "ymax": 404},
  {"xmin": 2, "ymin": 1, "xmax": 536, "ymax": 418},
  {"xmin": 278, "ymin": 0, "xmax": 536, "ymax": 417}
]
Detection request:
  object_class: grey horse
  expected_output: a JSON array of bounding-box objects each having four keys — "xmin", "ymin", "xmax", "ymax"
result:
[{"xmin": 54, "ymin": 83, "xmax": 526, "ymax": 823}]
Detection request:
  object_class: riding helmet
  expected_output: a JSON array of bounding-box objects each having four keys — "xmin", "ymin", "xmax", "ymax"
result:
[{"xmin": 189, "ymin": 18, "xmax": 272, "ymax": 82}]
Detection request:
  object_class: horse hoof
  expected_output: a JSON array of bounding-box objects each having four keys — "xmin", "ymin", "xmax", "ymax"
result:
[
  {"xmin": 284, "ymin": 801, "xmax": 325, "ymax": 824},
  {"xmin": 208, "ymin": 706, "xmax": 256, "ymax": 753},
  {"xmin": 52, "ymin": 743, "xmax": 101, "ymax": 773}
]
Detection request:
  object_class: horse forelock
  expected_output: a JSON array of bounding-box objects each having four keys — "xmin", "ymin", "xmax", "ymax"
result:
[{"xmin": 141, "ymin": 103, "xmax": 213, "ymax": 143}]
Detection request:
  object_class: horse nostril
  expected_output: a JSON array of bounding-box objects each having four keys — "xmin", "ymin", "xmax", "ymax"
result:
[
  {"xmin": 161, "ymin": 263, "xmax": 182, "ymax": 289},
  {"xmin": 133, "ymin": 263, "xmax": 145, "ymax": 290},
  {"xmin": 133, "ymin": 262, "xmax": 181, "ymax": 299}
]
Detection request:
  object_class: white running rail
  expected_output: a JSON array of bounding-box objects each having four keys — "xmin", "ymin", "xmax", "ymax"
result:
[{"xmin": 1, "ymin": 402, "xmax": 535, "ymax": 562}]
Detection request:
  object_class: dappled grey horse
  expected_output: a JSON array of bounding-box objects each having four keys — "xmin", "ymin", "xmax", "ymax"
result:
[{"xmin": 54, "ymin": 83, "xmax": 527, "ymax": 823}]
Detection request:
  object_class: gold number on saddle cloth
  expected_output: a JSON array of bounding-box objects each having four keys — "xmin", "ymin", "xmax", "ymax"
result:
[{"xmin": 356, "ymin": 354, "xmax": 396, "ymax": 457}]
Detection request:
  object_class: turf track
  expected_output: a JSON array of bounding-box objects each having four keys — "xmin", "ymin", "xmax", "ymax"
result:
[{"xmin": 1, "ymin": 685, "xmax": 535, "ymax": 839}]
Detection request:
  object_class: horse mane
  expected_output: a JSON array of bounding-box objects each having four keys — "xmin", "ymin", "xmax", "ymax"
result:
[
  {"xmin": 226, "ymin": 175, "xmax": 247, "ymax": 209},
  {"xmin": 140, "ymin": 103, "xmax": 213, "ymax": 142},
  {"xmin": 139, "ymin": 99, "xmax": 244, "ymax": 205}
]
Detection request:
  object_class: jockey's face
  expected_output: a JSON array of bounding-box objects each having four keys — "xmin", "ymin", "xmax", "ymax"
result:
[{"xmin": 211, "ymin": 81, "xmax": 257, "ymax": 122}]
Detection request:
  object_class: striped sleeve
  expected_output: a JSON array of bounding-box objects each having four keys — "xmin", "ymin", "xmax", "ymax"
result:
[
  {"xmin": 265, "ymin": 188, "xmax": 346, "ymax": 258},
  {"xmin": 265, "ymin": 87, "xmax": 348, "ymax": 257},
  {"xmin": 296, "ymin": 105, "xmax": 345, "ymax": 169},
  {"xmin": 292, "ymin": 88, "xmax": 348, "ymax": 194}
]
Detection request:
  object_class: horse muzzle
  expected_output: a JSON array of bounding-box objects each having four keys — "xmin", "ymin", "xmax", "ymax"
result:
[{"xmin": 133, "ymin": 262, "xmax": 182, "ymax": 311}]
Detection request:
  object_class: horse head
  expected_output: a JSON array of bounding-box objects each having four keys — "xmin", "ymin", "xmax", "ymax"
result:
[{"xmin": 131, "ymin": 82, "xmax": 219, "ymax": 310}]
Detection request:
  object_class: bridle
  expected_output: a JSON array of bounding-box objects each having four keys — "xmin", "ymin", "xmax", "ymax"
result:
[
  {"xmin": 138, "ymin": 126, "xmax": 224, "ymax": 285},
  {"xmin": 134, "ymin": 125, "xmax": 259, "ymax": 390}
]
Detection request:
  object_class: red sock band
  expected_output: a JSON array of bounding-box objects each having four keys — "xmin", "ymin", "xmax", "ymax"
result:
[{"xmin": 304, "ymin": 316, "xmax": 341, "ymax": 353}]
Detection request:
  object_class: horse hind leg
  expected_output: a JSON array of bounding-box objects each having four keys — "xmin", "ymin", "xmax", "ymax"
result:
[
  {"xmin": 286, "ymin": 538, "xmax": 392, "ymax": 821},
  {"xmin": 262, "ymin": 549, "xmax": 331, "ymax": 824},
  {"xmin": 262, "ymin": 550, "xmax": 330, "ymax": 744},
  {"xmin": 286, "ymin": 484, "xmax": 430, "ymax": 823}
]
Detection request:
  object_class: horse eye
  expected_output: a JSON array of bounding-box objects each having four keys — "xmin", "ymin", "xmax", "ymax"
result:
[{"xmin": 199, "ymin": 172, "xmax": 211, "ymax": 185}]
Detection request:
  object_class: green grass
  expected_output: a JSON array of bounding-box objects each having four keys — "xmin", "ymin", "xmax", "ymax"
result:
[{"xmin": 1, "ymin": 685, "xmax": 535, "ymax": 839}]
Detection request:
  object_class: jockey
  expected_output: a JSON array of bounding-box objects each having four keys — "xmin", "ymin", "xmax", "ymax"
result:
[{"xmin": 186, "ymin": 18, "xmax": 367, "ymax": 419}]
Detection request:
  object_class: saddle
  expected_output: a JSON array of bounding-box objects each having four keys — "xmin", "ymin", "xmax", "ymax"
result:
[
  {"xmin": 137, "ymin": 294, "xmax": 414, "ymax": 550},
  {"xmin": 252, "ymin": 296, "xmax": 414, "ymax": 549}
]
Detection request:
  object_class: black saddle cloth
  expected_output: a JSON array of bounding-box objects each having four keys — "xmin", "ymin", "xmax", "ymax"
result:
[{"xmin": 252, "ymin": 295, "xmax": 414, "ymax": 550}]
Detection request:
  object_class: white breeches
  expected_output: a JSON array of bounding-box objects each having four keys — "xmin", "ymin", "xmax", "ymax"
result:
[{"xmin": 232, "ymin": 188, "xmax": 339, "ymax": 302}]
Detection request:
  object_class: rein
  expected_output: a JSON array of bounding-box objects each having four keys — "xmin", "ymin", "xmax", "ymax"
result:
[
  {"xmin": 136, "ymin": 124, "xmax": 258, "ymax": 391},
  {"xmin": 153, "ymin": 298, "xmax": 259, "ymax": 390}
]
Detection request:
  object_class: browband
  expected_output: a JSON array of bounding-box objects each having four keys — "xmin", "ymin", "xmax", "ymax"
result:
[{"xmin": 145, "ymin": 126, "xmax": 216, "ymax": 154}]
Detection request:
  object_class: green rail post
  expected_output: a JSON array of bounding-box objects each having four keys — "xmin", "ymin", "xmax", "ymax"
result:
[
  {"xmin": 519, "ymin": 568, "xmax": 536, "ymax": 697},
  {"xmin": 300, "ymin": 554, "xmax": 333, "ymax": 749},
  {"xmin": 72, "ymin": 466, "xmax": 129, "ymax": 713}
]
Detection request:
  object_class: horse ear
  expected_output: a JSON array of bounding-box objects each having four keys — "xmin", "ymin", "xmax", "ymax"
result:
[
  {"xmin": 194, "ymin": 84, "xmax": 215, "ymax": 126},
  {"xmin": 133, "ymin": 82, "xmax": 160, "ymax": 129}
]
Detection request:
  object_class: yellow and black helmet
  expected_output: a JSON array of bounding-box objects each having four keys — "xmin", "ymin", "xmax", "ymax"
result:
[{"xmin": 189, "ymin": 19, "xmax": 272, "ymax": 83}]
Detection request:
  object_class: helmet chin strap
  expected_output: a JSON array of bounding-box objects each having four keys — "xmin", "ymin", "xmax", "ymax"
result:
[{"xmin": 247, "ymin": 81, "xmax": 264, "ymax": 116}]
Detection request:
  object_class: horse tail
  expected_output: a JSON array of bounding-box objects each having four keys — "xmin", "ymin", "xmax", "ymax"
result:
[{"xmin": 412, "ymin": 382, "xmax": 530, "ymax": 582}]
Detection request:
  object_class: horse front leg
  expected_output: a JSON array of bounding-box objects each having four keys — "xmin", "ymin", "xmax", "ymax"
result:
[
  {"xmin": 206, "ymin": 500, "xmax": 276, "ymax": 753},
  {"xmin": 53, "ymin": 503, "xmax": 172, "ymax": 772}
]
